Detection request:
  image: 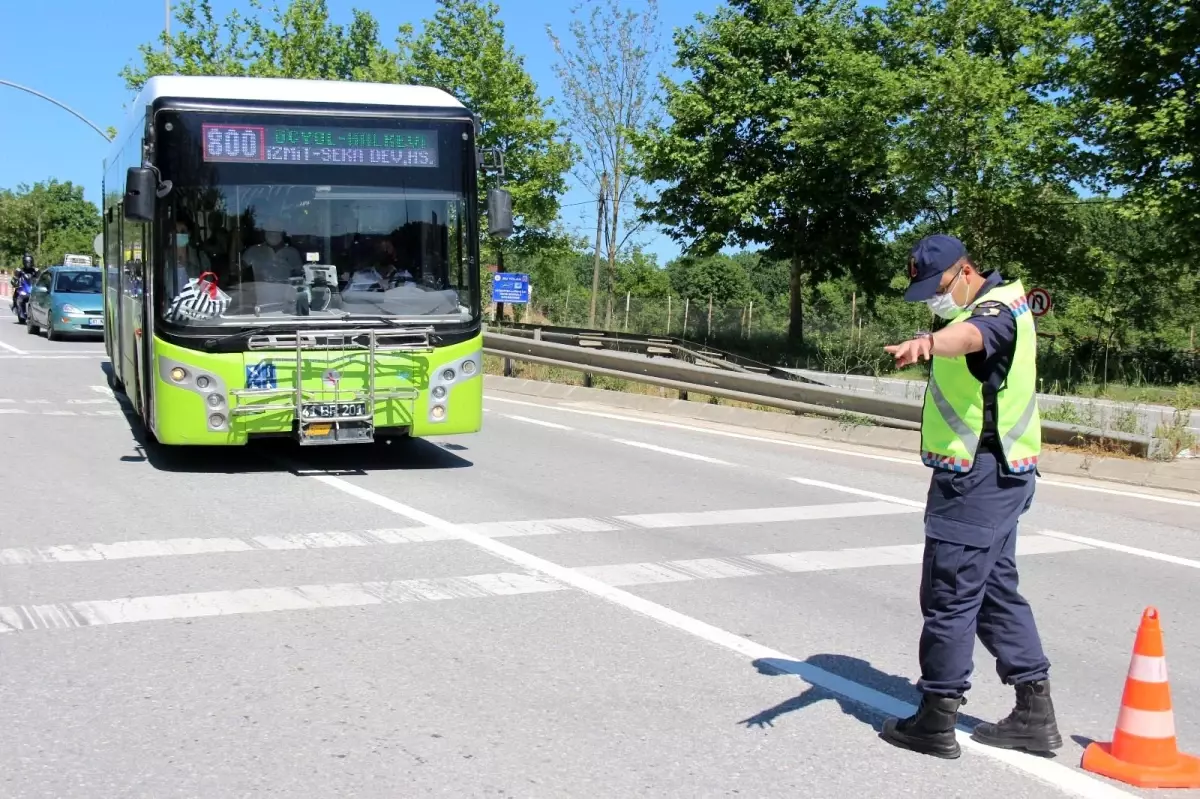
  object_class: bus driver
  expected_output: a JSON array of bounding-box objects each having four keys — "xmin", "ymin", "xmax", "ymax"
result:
[{"xmin": 242, "ymin": 215, "xmax": 302, "ymax": 282}]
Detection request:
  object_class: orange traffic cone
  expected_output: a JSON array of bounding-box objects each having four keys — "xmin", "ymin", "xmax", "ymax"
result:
[{"xmin": 1081, "ymin": 607, "xmax": 1200, "ymax": 788}]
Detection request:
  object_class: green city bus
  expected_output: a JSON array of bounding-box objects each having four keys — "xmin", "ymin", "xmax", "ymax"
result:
[{"xmin": 102, "ymin": 75, "xmax": 511, "ymax": 446}]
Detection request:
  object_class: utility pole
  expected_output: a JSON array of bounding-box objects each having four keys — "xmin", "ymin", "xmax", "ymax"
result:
[{"xmin": 588, "ymin": 172, "xmax": 607, "ymax": 328}]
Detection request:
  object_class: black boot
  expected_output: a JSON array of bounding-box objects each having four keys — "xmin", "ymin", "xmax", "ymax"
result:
[
  {"xmin": 971, "ymin": 679, "xmax": 1063, "ymax": 752},
  {"xmin": 880, "ymin": 694, "xmax": 965, "ymax": 759}
]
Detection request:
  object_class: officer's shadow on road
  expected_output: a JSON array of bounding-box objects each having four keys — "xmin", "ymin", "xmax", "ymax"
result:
[
  {"xmin": 103, "ymin": 365, "xmax": 473, "ymax": 475},
  {"xmin": 739, "ymin": 654, "xmax": 991, "ymax": 737}
]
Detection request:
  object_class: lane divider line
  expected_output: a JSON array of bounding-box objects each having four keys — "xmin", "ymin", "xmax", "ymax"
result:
[
  {"xmin": 1039, "ymin": 531, "xmax": 1200, "ymax": 570},
  {"xmin": 505, "ymin": 414, "xmax": 573, "ymax": 431},
  {"xmin": 612, "ymin": 438, "xmax": 733, "ymax": 465}
]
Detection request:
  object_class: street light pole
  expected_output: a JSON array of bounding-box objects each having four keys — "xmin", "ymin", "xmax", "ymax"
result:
[
  {"xmin": 165, "ymin": 0, "xmax": 172, "ymax": 56},
  {"xmin": 0, "ymin": 79, "xmax": 112, "ymax": 142}
]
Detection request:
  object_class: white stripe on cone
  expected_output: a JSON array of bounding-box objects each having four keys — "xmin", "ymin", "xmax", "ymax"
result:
[
  {"xmin": 1116, "ymin": 706, "xmax": 1178, "ymax": 739},
  {"xmin": 1128, "ymin": 653, "xmax": 1169, "ymax": 683}
]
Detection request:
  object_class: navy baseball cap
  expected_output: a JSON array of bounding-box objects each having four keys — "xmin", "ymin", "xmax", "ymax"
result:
[{"xmin": 904, "ymin": 234, "xmax": 967, "ymax": 301}]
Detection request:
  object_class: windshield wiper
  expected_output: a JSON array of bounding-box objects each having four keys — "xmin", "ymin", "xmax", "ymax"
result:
[
  {"xmin": 198, "ymin": 317, "xmax": 404, "ymax": 351},
  {"xmin": 200, "ymin": 324, "xmax": 312, "ymax": 351}
]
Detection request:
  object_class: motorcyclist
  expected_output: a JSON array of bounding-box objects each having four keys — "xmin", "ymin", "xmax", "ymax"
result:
[{"xmin": 10, "ymin": 253, "xmax": 36, "ymax": 310}]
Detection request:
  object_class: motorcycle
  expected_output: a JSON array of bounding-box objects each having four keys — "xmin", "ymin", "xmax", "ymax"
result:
[{"xmin": 13, "ymin": 273, "xmax": 32, "ymax": 325}]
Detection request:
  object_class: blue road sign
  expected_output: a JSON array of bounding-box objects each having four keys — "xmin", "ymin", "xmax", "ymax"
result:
[{"xmin": 493, "ymin": 273, "xmax": 530, "ymax": 303}]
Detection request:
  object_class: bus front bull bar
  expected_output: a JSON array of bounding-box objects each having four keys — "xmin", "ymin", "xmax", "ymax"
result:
[{"xmin": 228, "ymin": 327, "xmax": 435, "ymax": 444}]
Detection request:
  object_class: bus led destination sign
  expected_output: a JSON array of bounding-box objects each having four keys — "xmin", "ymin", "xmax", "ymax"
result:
[{"xmin": 201, "ymin": 124, "xmax": 439, "ymax": 168}]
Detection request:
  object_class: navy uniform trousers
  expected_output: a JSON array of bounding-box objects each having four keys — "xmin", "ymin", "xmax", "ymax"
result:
[{"xmin": 918, "ymin": 447, "xmax": 1051, "ymax": 697}]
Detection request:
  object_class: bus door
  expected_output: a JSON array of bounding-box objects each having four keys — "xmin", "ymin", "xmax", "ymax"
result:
[{"xmin": 120, "ymin": 228, "xmax": 146, "ymax": 417}]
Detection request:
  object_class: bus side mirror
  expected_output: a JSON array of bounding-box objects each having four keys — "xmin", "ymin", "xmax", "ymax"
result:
[
  {"xmin": 124, "ymin": 167, "xmax": 157, "ymax": 222},
  {"xmin": 487, "ymin": 188, "xmax": 513, "ymax": 239}
]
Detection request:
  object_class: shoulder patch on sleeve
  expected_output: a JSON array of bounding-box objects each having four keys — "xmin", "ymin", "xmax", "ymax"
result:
[{"xmin": 972, "ymin": 301, "xmax": 1006, "ymax": 318}]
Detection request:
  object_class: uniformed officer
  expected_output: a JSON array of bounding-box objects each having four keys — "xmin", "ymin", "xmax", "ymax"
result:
[{"xmin": 878, "ymin": 234, "xmax": 1061, "ymax": 760}]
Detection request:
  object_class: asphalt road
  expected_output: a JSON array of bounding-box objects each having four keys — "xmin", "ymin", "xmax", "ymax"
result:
[{"xmin": 2, "ymin": 310, "xmax": 1199, "ymax": 799}]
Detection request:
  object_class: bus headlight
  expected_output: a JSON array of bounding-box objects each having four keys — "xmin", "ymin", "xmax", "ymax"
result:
[
  {"xmin": 208, "ymin": 413, "xmax": 226, "ymax": 427},
  {"xmin": 206, "ymin": 393, "xmax": 225, "ymax": 408},
  {"xmin": 170, "ymin": 367, "xmax": 187, "ymax": 382},
  {"xmin": 461, "ymin": 359, "xmax": 477, "ymax": 376},
  {"xmin": 430, "ymin": 405, "xmax": 446, "ymax": 420},
  {"xmin": 442, "ymin": 368, "xmax": 456, "ymax": 382},
  {"xmin": 432, "ymin": 386, "xmax": 446, "ymax": 399},
  {"xmin": 196, "ymin": 375, "xmax": 211, "ymax": 389}
]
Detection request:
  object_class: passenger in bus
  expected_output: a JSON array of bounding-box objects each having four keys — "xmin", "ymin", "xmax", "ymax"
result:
[
  {"xmin": 345, "ymin": 238, "xmax": 412, "ymax": 292},
  {"xmin": 242, "ymin": 215, "xmax": 302, "ymax": 283},
  {"xmin": 172, "ymin": 217, "xmax": 211, "ymax": 295}
]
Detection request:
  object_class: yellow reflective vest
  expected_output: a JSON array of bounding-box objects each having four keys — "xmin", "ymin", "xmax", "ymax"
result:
[{"xmin": 920, "ymin": 280, "xmax": 1041, "ymax": 474}]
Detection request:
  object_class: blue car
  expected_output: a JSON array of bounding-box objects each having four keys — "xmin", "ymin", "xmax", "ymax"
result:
[{"xmin": 26, "ymin": 265, "xmax": 105, "ymax": 340}]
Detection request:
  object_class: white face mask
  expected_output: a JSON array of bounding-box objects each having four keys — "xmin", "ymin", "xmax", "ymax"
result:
[{"xmin": 925, "ymin": 270, "xmax": 964, "ymax": 319}]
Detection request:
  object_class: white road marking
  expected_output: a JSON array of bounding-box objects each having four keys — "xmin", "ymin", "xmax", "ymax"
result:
[
  {"xmin": 296, "ymin": 466, "xmax": 1137, "ymax": 799},
  {"xmin": 1040, "ymin": 530, "xmax": 1200, "ymax": 570},
  {"xmin": 486, "ymin": 395, "xmax": 1200, "ymax": 508},
  {"xmin": 89, "ymin": 385, "xmax": 116, "ymax": 397},
  {"xmin": 789, "ymin": 477, "xmax": 926, "ymax": 509},
  {"xmin": 0, "ymin": 398, "xmax": 115, "ymax": 406},
  {"xmin": 0, "ymin": 572, "xmax": 564, "ymax": 632},
  {"xmin": 578, "ymin": 534, "xmax": 1091, "ymax": 587},
  {"xmin": 505, "ymin": 414, "xmax": 573, "ymax": 430},
  {"xmin": 1035, "ymin": 478, "xmax": 1200, "ymax": 508},
  {"xmin": 0, "ymin": 340, "xmax": 26, "ymax": 354},
  {"xmin": 613, "ymin": 439, "xmax": 733, "ymax": 465},
  {"xmin": 0, "ymin": 501, "xmax": 920, "ymax": 565},
  {"xmin": 0, "ymin": 408, "xmax": 121, "ymax": 419},
  {"xmin": 0, "ymin": 354, "xmax": 107, "ymax": 360},
  {"xmin": 0, "ymin": 537, "xmax": 1087, "ymax": 631}
]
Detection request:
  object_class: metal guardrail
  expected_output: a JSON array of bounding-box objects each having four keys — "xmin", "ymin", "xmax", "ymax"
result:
[
  {"xmin": 482, "ymin": 330, "xmax": 1168, "ymax": 460},
  {"xmin": 490, "ymin": 321, "xmax": 820, "ymax": 383}
]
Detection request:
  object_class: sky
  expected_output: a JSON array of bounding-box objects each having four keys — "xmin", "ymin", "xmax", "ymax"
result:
[{"xmin": 0, "ymin": 0, "xmax": 721, "ymax": 267}]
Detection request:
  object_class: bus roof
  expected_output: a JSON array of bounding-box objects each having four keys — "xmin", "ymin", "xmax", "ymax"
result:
[{"xmin": 107, "ymin": 76, "xmax": 468, "ymax": 166}]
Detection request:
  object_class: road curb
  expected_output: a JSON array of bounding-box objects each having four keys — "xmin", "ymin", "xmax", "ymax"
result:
[{"xmin": 484, "ymin": 375, "xmax": 1200, "ymax": 496}]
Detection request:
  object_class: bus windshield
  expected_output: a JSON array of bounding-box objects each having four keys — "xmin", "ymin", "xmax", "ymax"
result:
[{"xmin": 155, "ymin": 109, "xmax": 477, "ymax": 329}]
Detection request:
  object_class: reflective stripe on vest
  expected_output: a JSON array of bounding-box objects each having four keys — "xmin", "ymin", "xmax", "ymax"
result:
[{"xmin": 919, "ymin": 280, "xmax": 1042, "ymax": 474}]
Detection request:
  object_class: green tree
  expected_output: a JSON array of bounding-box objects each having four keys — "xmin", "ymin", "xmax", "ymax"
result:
[
  {"xmin": 548, "ymin": 0, "xmax": 663, "ymax": 325},
  {"xmin": 634, "ymin": 0, "xmax": 900, "ymax": 348},
  {"xmin": 1074, "ymin": 0, "xmax": 1199, "ymax": 246},
  {"xmin": 0, "ymin": 180, "xmax": 101, "ymax": 268},
  {"xmin": 401, "ymin": 0, "xmax": 573, "ymax": 257},
  {"xmin": 121, "ymin": 0, "xmax": 400, "ymax": 90},
  {"xmin": 614, "ymin": 248, "xmax": 669, "ymax": 298},
  {"xmin": 868, "ymin": 0, "xmax": 1084, "ymax": 270},
  {"xmin": 1054, "ymin": 201, "xmax": 1196, "ymax": 354},
  {"xmin": 665, "ymin": 254, "xmax": 756, "ymax": 307}
]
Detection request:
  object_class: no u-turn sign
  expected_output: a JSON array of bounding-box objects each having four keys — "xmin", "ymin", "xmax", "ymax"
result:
[{"xmin": 1027, "ymin": 287, "xmax": 1052, "ymax": 317}]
